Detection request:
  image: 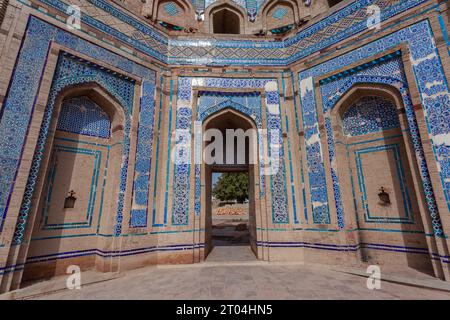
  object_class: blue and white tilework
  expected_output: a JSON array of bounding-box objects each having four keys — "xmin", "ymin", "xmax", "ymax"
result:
[
  {"xmin": 354, "ymin": 143, "xmax": 414, "ymax": 224},
  {"xmin": 272, "ymin": 7, "xmax": 288, "ymax": 20},
  {"xmin": 194, "ymin": 91, "xmax": 262, "ymax": 220},
  {"xmin": 164, "ymin": 2, "xmax": 180, "ymax": 16},
  {"xmin": 204, "ymin": 0, "xmax": 264, "ymax": 16},
  {"xmin": 172, "ymin": 78, "xmax": 289, "ymax": 225},
  {"xmin": 30, "ymin": 0, "xmax": 430, "ymax": 66},
  {"xmin": 299, "ymin": 21, "xmax": 449, "ymax": 235},
  {"xmin": 342, "ymin": 96, "xmax": 400, "ymax": 137},
  {"xmin": 0, "ymin": 16, "xmax": 156, "ymax": 243},
  {"xmin": 57, "ymin": 96, "xmax": 111, "ymax": 138},
  {"xmin": 12, "ymin": 53, "xmax": 134, "ymax": 244},
  {"xmin": 299, "ymin": 77, "xmax": 331, "ymax": 224},
  {"xmin": 130, "ymin": 81, "xmax": 157, "ymax": 228}
]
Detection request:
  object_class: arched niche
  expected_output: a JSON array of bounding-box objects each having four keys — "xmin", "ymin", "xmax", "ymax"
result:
[
  {"xmin": 21, "ymin": 83, "xmax": 127, "ymax": 282},
  {"xmin": 259, "ymin": 0, "xmax": 299, "ymax": 31},
  {"xmin": 155, "ymin": 0, "xmax": 195, "ymax": 30},
  {"xmin": 201, "ymin": 108, "xmax": 260, "ymax": 259},
  {"xmin": 329, "ymin": 83, "xmax": 434, "ymax": 274},
  {"xmin": 206, "ymin": 1, "xmax": 246, "ymax": 34}
]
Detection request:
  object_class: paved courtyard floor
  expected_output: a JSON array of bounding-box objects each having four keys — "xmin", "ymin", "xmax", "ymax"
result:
[{"xmin": 7, "ymin": 246, "xmax": 449, "ymax": 300}]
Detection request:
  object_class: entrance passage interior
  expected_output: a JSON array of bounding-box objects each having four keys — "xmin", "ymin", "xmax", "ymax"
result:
[
  {"xmin": 207, "ymin": 171, "xmax": 256, "ymax": 262},
  {"xmin": 212, "ymin": 9, "xmax": 241, "ymax": 34},
  {"xmin": 203, "ymin": 108, "xmax": 258, "ymax": 262}
]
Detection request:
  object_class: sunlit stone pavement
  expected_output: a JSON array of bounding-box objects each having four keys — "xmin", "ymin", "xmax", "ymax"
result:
[{"xmin": 11, "ymin": 247, "xmax": 449, "ymax": 300}]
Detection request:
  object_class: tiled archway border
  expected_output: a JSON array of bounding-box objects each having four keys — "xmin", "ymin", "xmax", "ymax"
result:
[
  {"xmin": 299, "ymin": 20, "xmax": 450, "ymax": 234},
  {"xmin": 0, "ymin": 16, "xmax": 157, "ymax": 243},
  {"xmin": 171, "ymin": 78, "xmax": 289, "ymax": 225}
]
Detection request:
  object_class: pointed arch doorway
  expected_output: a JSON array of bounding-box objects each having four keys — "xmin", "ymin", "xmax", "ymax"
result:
[
  {"xmin": 201, "ymin": 108, "xmax": 260, "ymax": 261},
  {"xmin": 21, "ymin": 84, "xmax": 127, "ymax": 282}
]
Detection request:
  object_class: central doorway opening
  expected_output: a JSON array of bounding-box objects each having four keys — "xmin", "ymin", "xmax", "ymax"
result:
[
  {"xmin": 202, "ymin": 108, "xmax": 258, "ymax": 262},
  {"xmin": 207, "ymin": 171, "xmax": 256, "ymax": 262},
  {"xmin": 211, "ymin": 171, "xmax": 249, "ymax": 247}
]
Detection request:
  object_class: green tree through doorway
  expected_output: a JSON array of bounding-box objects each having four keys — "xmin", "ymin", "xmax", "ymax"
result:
[{"xmin": 212, "ymin": 173, "xmax": 249, "ymax": 203}]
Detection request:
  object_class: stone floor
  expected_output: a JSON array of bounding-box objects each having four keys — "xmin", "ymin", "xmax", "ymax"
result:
[
  {"xmin": 206, "ymin": 245, "xmax": 257, "ymax": 262},
  {"xmin": 211, "ymin": 214, "xmax": 250, "ymax": 247},
  {"xmin": 7, "ymin": 246, "xmax": 449, "ymax": 300}
]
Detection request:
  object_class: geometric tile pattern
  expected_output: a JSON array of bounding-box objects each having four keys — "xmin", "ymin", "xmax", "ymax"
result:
[
  {"xmin": 129, "ymin": 80, "xmax": 157, "ymax": 229},
  {"xmin": 164, "ymin": 2, "xmax": 180, "ymax": 16},
  {"xmin": 172, "ymin": 78, "xmax": 289, "ymax": 225},
  {"xmin": 299, "ymin": 77, "xmax": 331, "ymax": 225},
  {"xmin": 272, "ymin": 8, "xmax": 288, "ymax": 20},
  {"xmin": 57, "ymin": 96, "xmax": 111, "ymax": 138},
  {"xmin": 300, "ymin": 21, "xmax": 449, "ymax": 236},
  {"xmin": 37, "ymin": 0, "xmax": 168, "ymax": 62},
  {"xmin": 34, "ymin": 0, "xmax": 429, "ymax": 66},
  {"xmin": 12, "ymin": 53, "xmax": 134, "ymax": 244},
  {"xmin": 170, "ymin": 0, "xmax": 427, "ymax": 65},
  {"xmin": 342, "ymin": 96, "xmax": 400, "ymax": 136},
  {"xmin": 0, "ymin": 16, "xmax": 156, "ymax": 244}
]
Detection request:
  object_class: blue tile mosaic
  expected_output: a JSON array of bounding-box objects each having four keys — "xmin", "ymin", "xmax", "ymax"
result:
[
  {"xmin": 0, "ymin": 16, "xmax": 156, "ymax": 243},
  {"xmin": 342, "ymin": 96, "xmax": 400, "ymax": 136},
  {"xmin": 164, "ymin": 2, "xmax": 180, "ymax": 16},
  {"xmin": 299, "ymin": 20, "xmax": 449, "ymax": 235},
  {"xmin": 11, "ymin": 53, "xmax": 134, "ymax": 244},
  {"xmin": 171, "ymin": 78, "xmax": 289, "ymax": 225},
  {"xmin": 30, "ymin": 0, "xmax": 429, "ymax": 66},
  {"xmin": 272, "ymin": 7, "xmax": 288, "ymax": 20},
  {"xmin": 57, "ymin": 96, "xmax": 111, "ymax": 138}
]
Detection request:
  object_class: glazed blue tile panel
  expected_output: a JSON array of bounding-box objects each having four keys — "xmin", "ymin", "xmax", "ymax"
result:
[
  {"xmin": 0, "ymin": 20, "xmax": 55, "ymax": 233},
  {"xmin": 320, "ymin": 57, "xmax": 408, "ymax": 112},
  {"xmin": 12, "ymin": 53, "xmax": 134, "ymax": 244},
  {"xmin": 130, "ymin": 209, "xmax": 147, "ymax": 227},
  {"xmin": 272, "ymin": 7, "xmax": 288, "ymax": 20},
  {"xmin": 172, "ymin": 78, "xmax": 289, "ymax": 225},
  {"xmin": 197, "ymin": 91, "xmax": 262, "ymax": 125},
  {"xmin": 171, "ymin": 78, "xmax": 192, "ymax": 225},
  {"xmin": 0, "ymin": 16, "xmax": 156, "ymax": 243},
  {"xmin": 299, "ymin": 20, "xmax": 449, "ymax": 235},
  {"xmin": 130, "ymin": 80, "xmax": 157, "ymax": 228},
  {"xmin": 285, "ymin": 0, "xmax": 429, "ymax": 64},
  {"xmin": 324, "ymin": 117, "xmax": 343, "ymax": 228},
  {"xmin": 342, "ymin": 96, "xmax": 400, "ymax": 136},
  {"xmin": 57, "ymin": 96, "xmax": 111, "ymax": 138},
  {"xmin": 194, "ymin": 92, "xmax": 264, "ymax": 220},
  {"xmin": 169, "ymin": 0, "xmax": 429, "ymax": 65},
  {"xmin": 436, "ymin": 144, "xmax": 450, "ymax": 203},
  {"xmin": 35, "ymin": 0, "xmax": 168, "ymax": 63},
  {"xmin": 88, "ymin": 0, "xmax": 167, "ymax": 44},
  {"xmin": 265, "ymin": 90, "xmax": 289, "ymax": 223},
  {"xmin": 299, "ymin": 78, "xmax": 331, "ymax": 224},
  {"xmin": 30, "ymin": 0, "xmax": 430, "ymax": 66}
]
